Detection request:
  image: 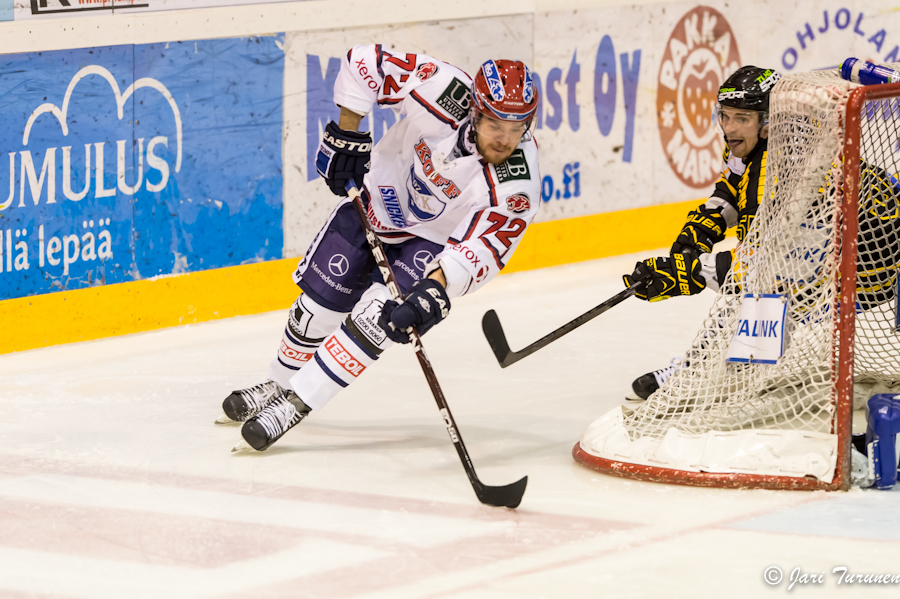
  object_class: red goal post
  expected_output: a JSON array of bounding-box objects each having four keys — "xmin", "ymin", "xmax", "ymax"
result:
[{"xmin": 574, "ymin": 78, "xmax": 900, "ymax": 491}]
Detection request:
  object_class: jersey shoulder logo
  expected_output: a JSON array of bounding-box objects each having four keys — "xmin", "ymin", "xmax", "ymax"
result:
[
  {"xmin": 506, "ymin": 193, "xmax": 530, "ymax": 214},
  {"xmin": 436, "ymin": 77, "xmax": 471, "ymax": 121},
  {"xmin": 494, "ymin": 150, "xmax": 531, "ymax": 183},
  {"xmin": 416, "ymin": 62, "xmax": 439, "ymax": 81}
]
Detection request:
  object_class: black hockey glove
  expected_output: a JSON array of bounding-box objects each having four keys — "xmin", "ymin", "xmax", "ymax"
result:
[
  {"xmin": 378, "ymin": 278, "xmax": 451, "ymax": 344},
  {"xmin": 671, "ymin": 206, "xmax": 727, "ymax": 254},
  {"xmin": 316, "ymin": 121, "xmax": 373, "ymax": 197},
  {"xmin": 623, "ymin": 252, "xmax": 706, "ymax": 302}
]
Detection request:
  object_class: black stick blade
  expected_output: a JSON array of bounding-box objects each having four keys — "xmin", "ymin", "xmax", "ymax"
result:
[
  {"xmin": 482, "ymin": 309, "xmax": 515, "ymax": 368},
  {"xmin": 474, "ymin": 475, "xmax": 528, "ymax": 508}
]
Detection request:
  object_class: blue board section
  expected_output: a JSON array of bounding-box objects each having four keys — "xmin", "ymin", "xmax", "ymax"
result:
[{"xmin": 0, "ymin": 36, "xmax": 284, "ymax": 300}]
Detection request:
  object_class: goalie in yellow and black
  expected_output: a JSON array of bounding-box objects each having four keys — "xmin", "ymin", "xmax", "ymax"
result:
[{"xmin": 623, "ymin": 65, "xmax": 780, "ymax": 400}]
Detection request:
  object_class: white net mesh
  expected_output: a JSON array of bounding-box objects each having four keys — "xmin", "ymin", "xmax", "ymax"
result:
[{"xmin": 621, "ymin": 68, "xmax": 900, "ymax": 446}]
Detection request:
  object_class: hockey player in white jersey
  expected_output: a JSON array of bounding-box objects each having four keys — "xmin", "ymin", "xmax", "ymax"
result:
[{"xmin": 219, "ymin": 45, "xmax": 541, "ymax": 451}]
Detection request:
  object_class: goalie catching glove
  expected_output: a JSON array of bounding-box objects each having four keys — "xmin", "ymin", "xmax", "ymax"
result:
[
  {"xmin": 378, "ymin": 278, "xmax": 451, "ymax": 343},
  {"xmin": 316, "ymin": 121, "xmax": 373, "ymax": 197},
  {"xmin": 624, "ymin": 252, "xmax": 706, "ymax": 302}
]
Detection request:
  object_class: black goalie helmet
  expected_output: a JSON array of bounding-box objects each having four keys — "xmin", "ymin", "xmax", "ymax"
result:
[{"xmin": 717, "ymin": 66, "xmax": 782, "ymax": 112}]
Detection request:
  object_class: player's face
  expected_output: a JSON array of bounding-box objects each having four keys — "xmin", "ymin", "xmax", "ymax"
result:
[
  {"xmin": 474, "ymin": 114, "xmax": 527, "ymax": 165},
  {"xmin": 717, "ymin": 106, "xmax": 768, "ymax": 158}
]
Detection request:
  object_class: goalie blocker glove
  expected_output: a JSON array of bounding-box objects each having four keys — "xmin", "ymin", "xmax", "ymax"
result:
[
  {"xmin": 316, "ymin": 120, "xmax": 372, "ymax": 197},
  {"xmin": 624, "ymin": 251, "xmax": 706, "ymax": 302},
  {"xmin": 671, "ymin": 206, "xmax": 727, "ymax": 255},
  {"xmin": 379, "ymin": 278, "xmax": 451, "ymax": 343}
]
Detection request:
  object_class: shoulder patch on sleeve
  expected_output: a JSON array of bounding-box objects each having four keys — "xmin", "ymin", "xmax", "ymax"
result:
[
  {"xmin": 494, "ymin": 149, "xmax": 531, "ymax": 183},
  {"xmin": 436, "ymin": 77, "xmax": 472, "ymax": 121}
]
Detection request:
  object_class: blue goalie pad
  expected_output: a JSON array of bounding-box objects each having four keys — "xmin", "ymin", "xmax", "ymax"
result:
[{"xmin": 866, "ymin": 394, "xmax": 900, "ymax": 490}]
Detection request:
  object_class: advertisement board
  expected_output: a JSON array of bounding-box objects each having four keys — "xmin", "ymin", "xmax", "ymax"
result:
[
  {"xmin": 7, "ymin": 0, "xmax": 900, "ymax": 351},
  {"xmin": 11, "ymin": 0, "xmax": 307, "ymax": 20},
  {"xmin": 0, "ymin": 35, "xmax": 284, "ymax": 300}
]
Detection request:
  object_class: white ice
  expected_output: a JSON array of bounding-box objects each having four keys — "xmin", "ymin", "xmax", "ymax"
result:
[{"xmin": 2, "ymin": 250, "xmax": 899, "ymax": 599}]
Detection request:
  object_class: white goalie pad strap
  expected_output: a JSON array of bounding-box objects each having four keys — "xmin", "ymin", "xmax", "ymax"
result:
[{"xmin": 580, "ymin": 406, "xmax": 838, "ymax": 483}]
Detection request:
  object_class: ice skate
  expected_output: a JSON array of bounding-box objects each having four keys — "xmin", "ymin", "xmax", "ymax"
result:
[
  {"xmin": 626, "ymin": 358, "xmax": 680, "ymax": 401},
  {"xmin": 216, "ymin": 380, "xmax": 287, "ymax": 425},
  {"xmin": 232, "ymin": 390, "xmax": 311, "ymax": 452}
]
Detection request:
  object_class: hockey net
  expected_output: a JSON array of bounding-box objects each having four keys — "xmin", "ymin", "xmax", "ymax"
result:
[{"xmin": 575, "ymin": 69, "xmax": 900, "ymax": 490}]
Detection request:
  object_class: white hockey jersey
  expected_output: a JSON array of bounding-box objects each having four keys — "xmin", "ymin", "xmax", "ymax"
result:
[{"xmin": 334, "ymin": 44, "xmax": 541, "ymax": 298}]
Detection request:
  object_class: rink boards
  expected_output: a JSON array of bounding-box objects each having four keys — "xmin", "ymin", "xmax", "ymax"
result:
[{"xmin": 3, "ymin": 0, "xmax": 900, "ymax": 351}]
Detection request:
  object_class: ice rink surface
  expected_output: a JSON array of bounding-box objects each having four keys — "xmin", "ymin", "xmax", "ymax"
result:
[{"xmin": 2, "ymin": 250, "xmax": 900, "ymax": 598}]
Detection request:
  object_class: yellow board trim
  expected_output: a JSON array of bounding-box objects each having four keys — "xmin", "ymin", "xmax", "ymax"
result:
[
  {"xmin": 2, "ymin": 259, "xmax": 302, "ymax": 354},
  {"xmin": 2, "ymin": 199, "xmax": 703, "ymax": 353}
]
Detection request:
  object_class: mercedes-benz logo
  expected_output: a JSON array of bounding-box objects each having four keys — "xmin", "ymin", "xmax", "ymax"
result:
[
  {"xmin": 413, "ymin": 250, "xmax": 434, "ymax": 273},
  {"xmin": 328, "ymin": 253, "xmax": 349, "ymax": 277}
]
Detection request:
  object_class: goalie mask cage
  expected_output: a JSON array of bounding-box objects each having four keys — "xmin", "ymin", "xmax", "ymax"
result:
[{"xmin": 575, "ymin": 71, "xmax": 900, "ymax": 491}]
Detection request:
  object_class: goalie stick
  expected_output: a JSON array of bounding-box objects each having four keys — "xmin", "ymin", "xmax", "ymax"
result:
[
  {"xmin": 345, "ymin": 180, "xmax": 528, "ymax": 509},
  {"xmin": 482, "ymin": 283, "xmax": 643, "ymax": 368}
]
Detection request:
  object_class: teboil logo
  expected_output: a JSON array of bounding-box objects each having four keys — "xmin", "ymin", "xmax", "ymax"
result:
[
  {"xmin": 280, "ymin": 340, "xmax": 313, "ymax": 365},
  {"xmin": 657, "ymin": 6, "xmax": 740, "ymax": 189},
  {"xmin": 324, "ymin": 336, "xmax": 366, "ymax": 377}
]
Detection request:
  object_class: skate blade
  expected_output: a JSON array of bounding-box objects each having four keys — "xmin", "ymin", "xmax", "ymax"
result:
[
  {"xmin": 214, "ymin": 412, "xmax": 238, "ymax": 425},
  {"xmin": 231, "ymin": 437, "xmax": 254, "ymax": 453},
  {"xmin": 625, "ymin": 392, "xmax": 646, "ymax": 402}
]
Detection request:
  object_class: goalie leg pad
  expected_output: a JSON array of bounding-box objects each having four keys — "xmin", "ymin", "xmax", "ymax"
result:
[{"xmin": 268, "ymin": 293, "xmax": 347, "ymax": 389}]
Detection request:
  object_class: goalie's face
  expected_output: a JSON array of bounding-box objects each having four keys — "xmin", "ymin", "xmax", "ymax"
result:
[{"xmin": 717, "ymin": 105, "xmax": 768, "ymax": 159}]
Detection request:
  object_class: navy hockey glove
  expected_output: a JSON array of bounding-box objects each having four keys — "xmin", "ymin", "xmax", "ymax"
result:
[
  {"xmin": 316, "ymin": 121, "xmax": 372, "ymax": 197},
  {"xmin": 623, "ymin": 252, "xmax": 706, "ymax": 302},
  {"xmin": 671, "ymin": 206, "xmax": 727, "ymax": 255},
  {"xmin": 378, "ymin": 278, "xmax": 451, "ymax": 344}
]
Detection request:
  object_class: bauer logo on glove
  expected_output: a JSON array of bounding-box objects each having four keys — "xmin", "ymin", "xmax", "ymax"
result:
[
  {"xmin": 623, "ymin": 252, "xmax": 706, "ymax": 302},
  {"xmin": 671, "ymin": 206, "xmax": 727, "ymax": 255}
]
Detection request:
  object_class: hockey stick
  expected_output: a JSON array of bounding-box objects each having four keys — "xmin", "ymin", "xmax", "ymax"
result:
[
  {"xmin": 345, "ymin": 180, "xmax": 527, "ymax": 509},
  {"xmin": 482, "ymin": 282, "xmax": 643, "ymax": 368}
]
